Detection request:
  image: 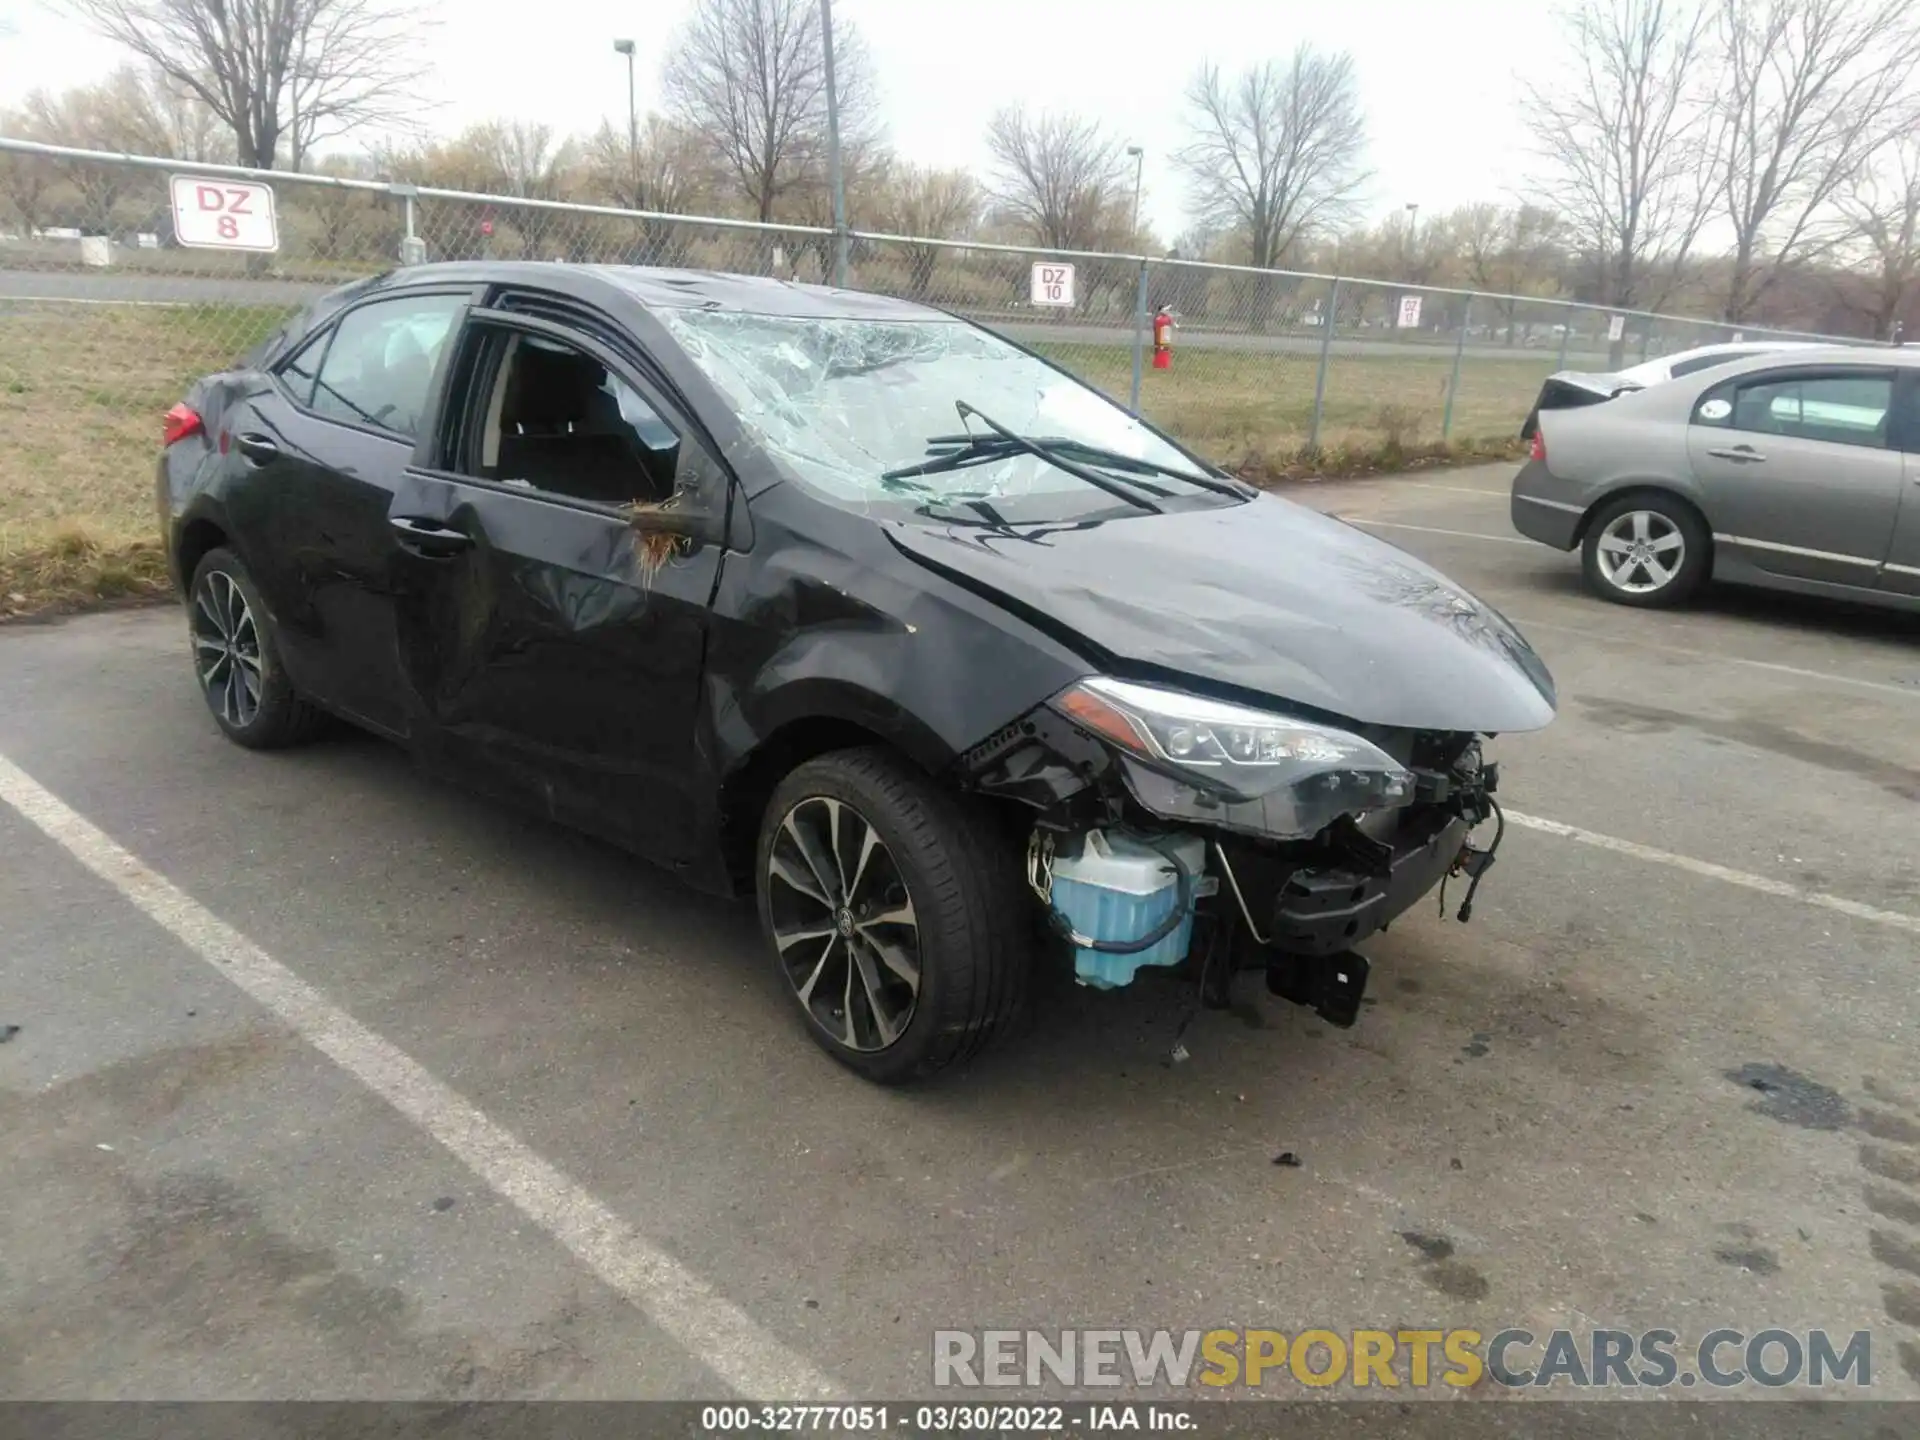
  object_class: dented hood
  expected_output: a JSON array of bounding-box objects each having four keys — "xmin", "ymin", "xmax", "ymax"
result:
[{"xmin": 885, "ymin": 495, "xmax": 1558, "ymax": 733}]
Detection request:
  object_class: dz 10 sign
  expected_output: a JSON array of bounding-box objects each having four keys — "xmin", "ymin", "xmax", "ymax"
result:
[
  {"xmin": 169, "ymin": 175, "xmax": 280, "ymax": 252},
  {"xmin": 1030, "ymin": 262, "xmax": 1076, "ymax": 307}
]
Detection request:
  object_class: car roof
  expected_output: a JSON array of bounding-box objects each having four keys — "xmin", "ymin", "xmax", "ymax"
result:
[
  {"xmin": 1611, "ymin": 340, "xmax": 1822, "ymax": 385},
  {"xmin": 342, "ymin": 260, "xmax": 954, "ymax": 322},
  {"xmin": 1703, "ymin": 343, "xmax": 1917, "ymax": 372}
]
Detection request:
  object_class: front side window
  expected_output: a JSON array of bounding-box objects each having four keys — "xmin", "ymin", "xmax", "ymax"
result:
[
  {"xmin": 653, "ymin": 309, "xmax": 1228, "ymax": 521},
  {"xmin": 467, "ymin": 331, "xmax": 682, "ymax": 506},
  {"xmin": 1727, "ymin": 373, "xmax": 1892, "ymax": 449},
  {"xmin": 277, "ymin": 331, "xmax": 327, "ymax": 406},
  {"xmin": 309, "ymin": 293, "xmax": 464, "ymax": 438}
]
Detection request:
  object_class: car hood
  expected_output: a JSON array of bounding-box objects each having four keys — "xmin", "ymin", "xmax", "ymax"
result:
[{"xmin": 884, "ymin": 495, "xmax": 1558, "ymax": 733}]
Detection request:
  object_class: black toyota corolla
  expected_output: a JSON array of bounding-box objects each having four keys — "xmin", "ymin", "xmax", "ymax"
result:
[{"xmin": 158, "ymin": 262, "xmax": 1556, "ymax": 1082}]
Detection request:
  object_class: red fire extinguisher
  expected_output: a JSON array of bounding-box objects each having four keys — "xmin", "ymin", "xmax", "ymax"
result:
[{"xmin": 1152, "ymin": 307, "xmax": 1173, "ymax": 370}]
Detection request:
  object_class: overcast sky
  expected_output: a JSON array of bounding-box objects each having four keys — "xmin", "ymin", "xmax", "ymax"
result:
[{"xmin": 0, "ymin": 0, "xmax": 1558, "ymax": 238}]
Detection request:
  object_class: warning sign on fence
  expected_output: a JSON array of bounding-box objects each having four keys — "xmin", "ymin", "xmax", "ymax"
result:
[{"xmin": 1396, "ymin": 295, "xmax": 1423, "ymax": 329}]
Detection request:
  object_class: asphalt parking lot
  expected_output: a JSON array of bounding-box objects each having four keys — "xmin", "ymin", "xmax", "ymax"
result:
[{"xmin": 2, "ymin": 461, "xmax": 1918, "ymax": 1404}]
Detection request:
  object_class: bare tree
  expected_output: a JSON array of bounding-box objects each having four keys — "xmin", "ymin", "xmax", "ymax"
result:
[
  {"xmin": 63, "ymin": 0, "xmax": 430, "ymax": 169},
  {"xmin": 663, "ymin": 0, "xmax": 879, "ymax": 224},
  {"xmin": 468, "ymin": 120, "xmax": 577, "ymax": 201},
  {"xmin": 583, "ymin": 116, "xmax": 713, "ymax": 214},
  {"xmin": 579, "ymin": 116, "xmax": 717, "ymax": 264},
  {"xmin": 1523, "ymin": 0, "xmax": 1717, "ymax": 332},
  {"xmin": 147, "ymin": 76, "xmax": 234, "ymax": 162},
  {"xmin": 1457, "ymin": 203, "xmax": 1571, "ymax": 341},
  {"xmin": 18, "ymin": 69, "xmax": 188, "ymax": 230},
  {"xmin": 874, "ymin": 164, "xmax": 980, "ymax": 296},
  {"xmin": 1835, "ymin": 133, "xmax": 1920, "ymax": 339},
  {"xmin": 0, "ymin": 107, "xmax": 56, "ymax": 239},
  {"xmin": 1175, "ymin": 46, "xmax": 1369, "ymax": 270},
  {"xmin": 984, "ymin": 106, "xmax": 1131, "ymax": 251},
  {"xmin": 1708, "ymin": 0, "xmax": 1920, "ymax": 323}
]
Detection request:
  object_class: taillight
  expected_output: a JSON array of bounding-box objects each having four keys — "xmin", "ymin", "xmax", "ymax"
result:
[
  {"xmin": 1528, "ymin": 429, "xmax": 1546, "ymax": 463},
  {"xmin": 162, "ymin": 403, "xmax": 203, "ymax": 447}
]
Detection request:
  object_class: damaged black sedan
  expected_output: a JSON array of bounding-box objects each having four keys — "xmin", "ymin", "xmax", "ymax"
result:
[{"xmin": 158, "ymin": 263, "xmax": 1556, "ymax": 1082}]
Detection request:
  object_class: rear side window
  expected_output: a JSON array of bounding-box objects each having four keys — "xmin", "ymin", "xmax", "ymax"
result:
[
  {"xmin": 1729, "ymin": 373, "xmax": 1892, "ymax": 449},
  {"xmin": 309, "ymin": 294, "xmax": 465, "ymax": 439}
]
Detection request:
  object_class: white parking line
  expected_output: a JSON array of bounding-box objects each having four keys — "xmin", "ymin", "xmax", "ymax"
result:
[
  {"xmin": 1338, "ymin": 517, "xmax": 1535, "ymax": 546},
  {"xmin": 1505, "ymin": 809, "xmax": 1920, "ymax": 936},
  {"xmin": 1401, "ymin": 482, "xmax": 1510, "ymax": 498},
  {"xmin": 0, "ymin": 751, "xmax": 839, "ymax": 1402}
]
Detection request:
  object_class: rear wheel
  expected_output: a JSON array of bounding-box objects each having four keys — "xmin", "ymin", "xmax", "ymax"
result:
[
  {"xmin": 755, "ymin": 747, "xmax": 1030, "ymax": 1084},
  {"xmin": 1580, "ymin": 494, "xmax": 1709, "ymax": 608},
  {"xmin": 188, "ymin": 548, "xmax": 329, "ymax": 748}
]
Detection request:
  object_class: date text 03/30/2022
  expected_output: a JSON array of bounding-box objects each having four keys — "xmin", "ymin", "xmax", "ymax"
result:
[{"xmin": 699, "ymin": 1406, "xmax": 1194, "ymax": 1432}]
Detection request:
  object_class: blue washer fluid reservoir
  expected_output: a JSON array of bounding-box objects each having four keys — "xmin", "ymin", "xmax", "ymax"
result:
[{"xmin": 1048, "ymin": 829, "xmax": 1208, "ymax": 989}]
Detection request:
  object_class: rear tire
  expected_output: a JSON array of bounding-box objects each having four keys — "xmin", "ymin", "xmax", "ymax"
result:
[
  {"xmin": 755, "ymin": 747, "xmax": 1031, "ymax": 1084},
  {"xmin": 187, "ymin": 548, "xmax": 330, "ymax": 749},
  {"xmin": 1579, "ymin": 493, "xmax": 1709, "ymax": 608}
]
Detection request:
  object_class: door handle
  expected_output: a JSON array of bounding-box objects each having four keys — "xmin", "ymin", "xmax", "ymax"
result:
[
  {"xmin": 1707, "ymin": 446, "xmax": 1766, "ymax": 463},
  {"xmin": 390, "ymin": 515, "xmax": 475, "ymax": 556},
  {"xmin": 235, "ymin": 432, "xmax": 280, "ymax": 464}
]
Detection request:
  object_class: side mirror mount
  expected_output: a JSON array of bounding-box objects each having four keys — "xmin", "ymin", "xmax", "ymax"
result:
[{"xmin": 623, "ymin": 493, "xmax": 728, "ymax": 581}]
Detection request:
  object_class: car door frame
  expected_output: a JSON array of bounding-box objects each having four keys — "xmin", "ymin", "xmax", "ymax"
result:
[
  {"xmin": 223, "ymin": 281, "xmax": 485, "ymax": 735},
  {"xmin": 385, "ymin": 297, "xmax": 750, "ymax": 866},
  {"xmin": 1878, "ymin": 364, "xmax": 1920, "ymax": 598},
  {"xmin": 1686, "ymin": 360, "xmax": 1904, "ymax": 588}
]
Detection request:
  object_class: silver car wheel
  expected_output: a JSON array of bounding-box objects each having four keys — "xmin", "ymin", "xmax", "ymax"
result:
[
  {"xmin": 191, "ymin": 570, "xmax": 263, "ymax": 728},
  {"xmin": 1595, "ymin": 510, "xmax": 1686, "ymax": 595},
  {"xmin": 766, "ymin": 795, "xmax": 921, "ymax": 1053}
]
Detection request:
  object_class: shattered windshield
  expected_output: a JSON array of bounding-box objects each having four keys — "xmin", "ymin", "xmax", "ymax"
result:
[{"xmin": 654, "ymin": 309, "xmax": 1225, "ymax": 518}]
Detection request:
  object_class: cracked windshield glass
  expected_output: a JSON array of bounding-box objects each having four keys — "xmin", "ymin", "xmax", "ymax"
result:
[{"xmin": 654, "ymin": 310, "xmax": 1229, "ymax": 520}]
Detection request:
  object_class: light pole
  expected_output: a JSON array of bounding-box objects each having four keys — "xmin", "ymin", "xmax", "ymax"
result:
[
  {"xmin": 613, "ymin": 39, "xmax": 638, "ymax": 198},
  {"xmin": 1403, "ymin": 201, "xmax": 1419, "ymax": 272},
  {"xmin": 821, "ymin": 0, "xmax": 849, "ymax": 287},
  {"xmin": 1126, "ymin": 145, "xmax": 1144, "ymax": 241}
]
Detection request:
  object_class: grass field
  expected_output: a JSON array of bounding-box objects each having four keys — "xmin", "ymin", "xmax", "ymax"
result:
[{"xmin": 0, "ymin": 300, "xmax": 1535, "ymax": 616}]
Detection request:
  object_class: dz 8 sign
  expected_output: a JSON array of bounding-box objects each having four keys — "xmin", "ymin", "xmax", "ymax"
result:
[
  {"xmin": 1030, "ymin": 262, "xmax": 1075, "ymax": 307},
  {"xmin": 169, "ymin": 175, "xmax": 279, "ymax": 252}
]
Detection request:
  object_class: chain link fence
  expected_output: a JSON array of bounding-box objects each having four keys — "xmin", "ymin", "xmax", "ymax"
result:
[{"xmin": 0, "ymin": 137, "xmax": 1868, "ymax": 593}]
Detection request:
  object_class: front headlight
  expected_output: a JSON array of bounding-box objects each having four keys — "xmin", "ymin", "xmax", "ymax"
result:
[{"xmin": 1051, "ymin": 676, "xmax": 1415, "ymax": 839}]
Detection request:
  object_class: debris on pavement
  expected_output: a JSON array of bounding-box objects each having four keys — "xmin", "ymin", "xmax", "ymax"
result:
[{"xmin": 1273, "ymin": 1152, "xmax": 1302, "ymax": 1168}]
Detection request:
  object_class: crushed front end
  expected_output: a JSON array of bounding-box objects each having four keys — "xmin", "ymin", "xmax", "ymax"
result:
[{"xmin": 957, "ymin": 677, "xmax": 1505, "ymax": 1029}]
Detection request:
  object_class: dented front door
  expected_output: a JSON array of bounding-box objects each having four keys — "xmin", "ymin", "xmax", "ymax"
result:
[{"xmin": 389, "ymin": 471, "xmax": 723, "ymax": 867}]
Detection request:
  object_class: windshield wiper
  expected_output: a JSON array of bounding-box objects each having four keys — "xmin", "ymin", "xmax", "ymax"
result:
[
  {"xmin": 916, "ymin": 434, "xmax": 1243, "ymax": 498},
  {"xmin": 880, "ymin": 402, "xmax": 1162, "ymax": 513}
]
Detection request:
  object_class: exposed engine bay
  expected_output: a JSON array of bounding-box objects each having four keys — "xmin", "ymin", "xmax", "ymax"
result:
[{"xmin": 959, "ymin": 681, "xmax": 1504, "ymax": 1031}]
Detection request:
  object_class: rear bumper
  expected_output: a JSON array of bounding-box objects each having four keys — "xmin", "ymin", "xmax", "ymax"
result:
[
  {"xmin": 1510, "ymin": 462, "xmax": 1583, "ymax": 550},
  {"xmin": 1266, "ymin": 811, "xmax": 1470, "ymax": 956}
]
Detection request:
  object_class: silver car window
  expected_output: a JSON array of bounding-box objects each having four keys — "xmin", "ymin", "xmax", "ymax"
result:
[{"xmin": 1726, "ymin": 374, "xmax": 1891, "ymax": 449}]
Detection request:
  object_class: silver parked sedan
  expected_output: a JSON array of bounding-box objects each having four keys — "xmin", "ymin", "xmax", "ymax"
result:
[{"xmin": 1510, "ymin": 345, "xmax": 1920, "ymax": 612}]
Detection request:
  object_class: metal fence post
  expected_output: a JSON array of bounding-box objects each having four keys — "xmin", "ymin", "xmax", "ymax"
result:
[
  {"xmin": 1442, "ymin": 297, "xmax": 1471, "ymax": 441},
  {"xmin": 1129, "ymin": 258, "xmax": 1149, "ymax": 416},
  {"xmin": 1556, "ymin": 305, "xmax": 1572, "ymax": 371},
  {"xmin": 1308, "ymin": 277, "xmax": 1339, "ymax": 453},
  {"xmin": 394, "ymin": 183, "xmax": 424, "ymax": 265}
]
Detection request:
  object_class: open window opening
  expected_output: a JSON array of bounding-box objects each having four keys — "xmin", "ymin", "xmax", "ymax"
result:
[{"xmin": 467, "ymin": 330, "xmax": 683, "ymax": 507}]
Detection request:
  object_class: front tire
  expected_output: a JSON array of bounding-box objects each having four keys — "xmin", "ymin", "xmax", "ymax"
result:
[
  {"xmin": 755, "ymin": 747, "xmax": 1030, "ymax": 1084},
  {"xmin": 187, "ymin": 547, "xmax": 329, "ymax": 749},
  {"xmin": 1580, "ymin": 493, "xmax": 1709, "ymax": 608}
]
